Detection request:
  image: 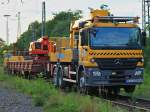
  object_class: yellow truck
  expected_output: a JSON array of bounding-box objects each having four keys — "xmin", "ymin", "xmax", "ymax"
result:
[
  {"xmin": 4, "ymin": 7, "xmax": 146, "ymax": 95},
  {"xmin": 49, "ymin": 8, "xmax": 146, "ymax": 94}
]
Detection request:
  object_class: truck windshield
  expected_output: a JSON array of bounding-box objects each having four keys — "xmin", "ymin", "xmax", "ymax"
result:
[{"xmin": 90, "ymin": 27, "xmax": 141, "ymax": 48}]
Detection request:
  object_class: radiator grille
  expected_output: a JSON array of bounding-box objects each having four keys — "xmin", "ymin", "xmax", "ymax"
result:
[{"xmin": 94, "ymin": 58, "xmax": 139, "ymax": 70}]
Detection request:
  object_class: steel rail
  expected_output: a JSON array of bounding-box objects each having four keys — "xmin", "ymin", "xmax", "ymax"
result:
[{"xmin": 104, "ymin": 95, "xmax": 150, "ymax": 112}]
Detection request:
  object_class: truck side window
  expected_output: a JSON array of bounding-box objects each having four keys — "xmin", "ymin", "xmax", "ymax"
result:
[
  {"xmin": 74, "ymin": 32, "xmax": 79, "ymax": 48},
  {"xmin": 35, "ymin": 42, "xmax": 41, "ymax": 49},
  {"xmin": 80, "ymin": 30, "xmax": 89, "ymax": 46}
]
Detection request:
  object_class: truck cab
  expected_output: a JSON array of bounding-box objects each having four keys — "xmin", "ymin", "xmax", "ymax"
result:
[
  {"xmin": 71, "ymin": 8, "xmax": 145, "ymax": 93},
  {"xmin": 51, "ymin": 8, "xmax": 146, "ymax": 94}
]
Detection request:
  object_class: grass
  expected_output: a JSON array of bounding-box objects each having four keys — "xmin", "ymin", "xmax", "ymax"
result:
[
  {"xmin": 0, "ymin": 67, "xmax": 128, "ymax": 112},
  {"xmin": 130, "ymin": 38, "xmax": 150, "ymax": 99},
  {"xmin": 122, "ymin": 63, "xmax": 150, "ymax": 99},
  {"xmin": 132, "ymin": 68, "xmax": 150, "ymax": 99},
  {"xmin": 1, "ymin": 39, "xmax": 150, "ymax": 111}
]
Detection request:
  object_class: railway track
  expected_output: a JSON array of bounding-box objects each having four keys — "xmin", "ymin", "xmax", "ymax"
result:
[
  {"xmin": 104, "ymin": 95, "xmax": 150, "ymax": 112},
  {"xmin": 47, "ymin": 78, "xmax": 150, "ymax": 111}
]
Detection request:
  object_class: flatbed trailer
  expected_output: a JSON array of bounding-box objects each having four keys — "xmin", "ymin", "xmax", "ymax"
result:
[
  {"xmin": 6, "ymin": 59, "xmax": 49, "ymax": 77},
  {"xmin": 4, "ymin": 36, "xmax": 52, "ymax": 78}
]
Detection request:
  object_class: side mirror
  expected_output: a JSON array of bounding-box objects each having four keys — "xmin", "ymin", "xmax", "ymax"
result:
[
  {"xmin": 80, "ymin": 30, "xmax": 88, "ymax": 46},
  {"xmin": 79, "ymin": 21, "xmax": 88, "ymax": 28},
  {"xmin": 142, "ymin": 31, "xmax": 146, "ymax": 47}
]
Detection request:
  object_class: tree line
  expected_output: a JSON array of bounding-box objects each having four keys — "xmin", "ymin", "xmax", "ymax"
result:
[{"xmin": 16, "ymin": 10, "xmax": 82, "ymax": 50}]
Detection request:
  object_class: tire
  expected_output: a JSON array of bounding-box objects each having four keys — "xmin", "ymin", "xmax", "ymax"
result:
[
  {"xmin": 78, "ymin": 71, "xmax": 87, "ymax": 94},
  {"xmin": 53, "ymin": 66, "xmax": 65, "ymax": 88},
  {"xmin": 124, "ymin": 85, "xmax": 136, "ymax": 93},
  {"xmin": 88, "ymin": 87, "xmax": 99, "ymax": 96},
  {"xmin": 112, "ymin": 87, "xmax": 120, "ymax": 96},
  {"xmin": 53, "ymin": 67, "xmax": 59, "ymax": 87},
  {"xmin": 58, "ymin": 68, "xmax": 65, "ymax": 89},
  {"xmin": 78, "ymin": 70, "xmax": 98, "ymax": 95}
]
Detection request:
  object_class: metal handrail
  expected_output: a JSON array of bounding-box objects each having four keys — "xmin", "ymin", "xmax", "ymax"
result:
[{"xmin": 94, "ymin": 16, "xmax": 139, "ymax": 22}]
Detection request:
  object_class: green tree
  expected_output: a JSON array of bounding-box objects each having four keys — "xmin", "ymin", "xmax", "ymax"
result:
[
  {"xmin": 16, "ymin": 10, "xmax": 82, "ymax": 50},
  {"xmin": 0, "ymin": 38, "xmax": 5, "ymax": 48}
]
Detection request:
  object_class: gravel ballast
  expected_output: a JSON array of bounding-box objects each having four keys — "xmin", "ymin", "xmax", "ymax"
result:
[{"xmin": 0, "ymin": 88, "xmax": 43, "ymax": 112}]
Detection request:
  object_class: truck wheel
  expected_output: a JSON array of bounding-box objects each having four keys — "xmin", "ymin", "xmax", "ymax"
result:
[
  {"xmin": 124, "ymin": 85, "xmax": 135, "ymax": 93},
  {"xmin": 112, "ymin": 87, "xmax": 120, "ymax": 95},
  {"xmin": 53, "ymin": 67, "xmax": 59, "ymax": 87},
  {"xmin": 88, "ymin": 87, "xmax": 99, "ymax": 96},
  {"xmin": 78, "ymin": 71, "xmax": 87, "ymax": 94},
  {"xmin": 58, "ymin": 68, "xmax": 65, "ymax": 89}
]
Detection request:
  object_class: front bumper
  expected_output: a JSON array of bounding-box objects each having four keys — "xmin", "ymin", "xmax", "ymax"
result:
[{"xmin": 83, "ymin": 67, "xmax": 144, "ymax": 87}]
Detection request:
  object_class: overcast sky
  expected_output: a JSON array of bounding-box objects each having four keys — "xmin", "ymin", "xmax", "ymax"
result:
[{"xmin": 0, "ymin": 0, "xmax": 142, "ymax": 44}]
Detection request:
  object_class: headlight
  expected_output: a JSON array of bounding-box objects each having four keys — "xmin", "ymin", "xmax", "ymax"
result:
[
  {"xmin": 93, "ymin": 71, "xmax": 101, "ymax": 76},
  {"xmin": 141, "ymin": 58, "xmax": 144, "ymax": 62},
  {"xmin": 135, "ymin": 71, "xmax": 142, "ymax": 76}
]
